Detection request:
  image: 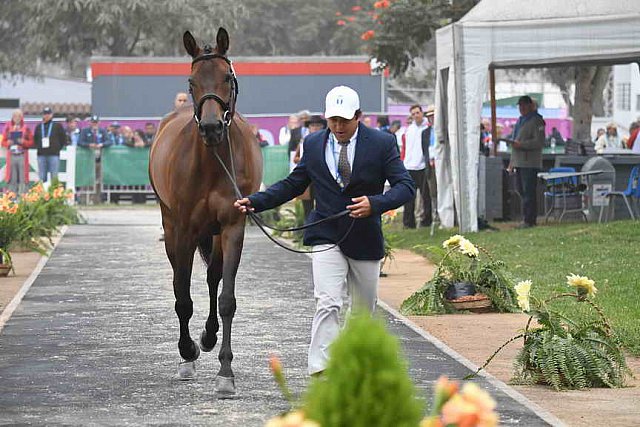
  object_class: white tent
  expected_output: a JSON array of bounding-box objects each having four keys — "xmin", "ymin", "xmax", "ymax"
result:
[{"xmin": 434, "ymin": 0, "xmax": 640, "ymax": 232}]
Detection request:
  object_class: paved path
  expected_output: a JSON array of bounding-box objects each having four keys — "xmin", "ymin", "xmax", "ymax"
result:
[{"xmin": 0, "ymin": 209, "xmax": 556, "ymax": 426}]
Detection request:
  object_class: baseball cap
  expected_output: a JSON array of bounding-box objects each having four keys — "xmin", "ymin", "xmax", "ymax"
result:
[
  {"xmin": 42, "ymin": 107, "xmax": 53, "ymax": 114},
  {"xmin": 517, "ymin": 95, "xmax": 533, "ymax": 105},
  {"xmin": 324, "ymin": 86, "xmax": 360, "ymax": 119},
  {"xmin": 425, "ymin": 105, "xmax": 435, "ymax": 116},
  {"xmin": 90, "ymin": 115, "xmax": 100, "ymax": 122}
]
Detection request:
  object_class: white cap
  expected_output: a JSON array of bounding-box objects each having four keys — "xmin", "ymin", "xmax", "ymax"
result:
[{"xmin": 324, "ymin": 86, "xmax": 360, "ymax": 119}]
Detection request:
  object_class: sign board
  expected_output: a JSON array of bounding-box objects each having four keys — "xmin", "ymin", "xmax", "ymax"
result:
[{"xmin": 592, "ymin": 183, "xmax": 612, "ymax": 207}]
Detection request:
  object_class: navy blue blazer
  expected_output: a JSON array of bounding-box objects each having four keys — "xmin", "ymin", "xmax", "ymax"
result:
[{"xmin": 248, "ymin": 123, "xmax": 415, "ymax": 260}]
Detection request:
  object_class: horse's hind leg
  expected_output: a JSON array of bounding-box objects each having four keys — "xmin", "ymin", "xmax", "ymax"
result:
[
  {"xmin": 200, "ymin": 234, "xmax": 222, "ymax": 352},
  {"xmin": 215, "ymin": 225, "xmax": 245, "ymax": 396},
  {"xmin": 166, "ymin": 229, "xmax": 200, "ymax": 379}
]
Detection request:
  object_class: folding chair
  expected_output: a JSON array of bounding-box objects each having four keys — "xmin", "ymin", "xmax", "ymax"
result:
[
  {"xmin": 598, "ymin": 165, "xmax": 639, "ymax": 222},
  {"xmin": 543, "ymin": 167, "xmax": 587, "ymax": 223}
]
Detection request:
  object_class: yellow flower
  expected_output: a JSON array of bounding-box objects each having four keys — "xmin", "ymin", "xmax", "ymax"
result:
[
  {"xmin": 419, "ymin": 416, "xmax": 444, "ymax": 427},
  {"xmin": 566, "ymin": 273, "xmax": 597, "ymax": 297},
  {"xmin": 458, "ymin": 239, "xmax": 479, "ymax": 258},
  {"xmin": 264, "ymin": 411, "xmax": 319, "ymax": 427},
  {"xmin": 443, "ymin": 235, "xmax": 464, "ymax": 249},
  {"xmin": 514, "ymin": 280, "xmax": 532, "ymax": 312}
]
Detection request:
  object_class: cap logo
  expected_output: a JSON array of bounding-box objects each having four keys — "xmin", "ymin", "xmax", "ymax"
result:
[{"xmin": 336, "ymin": 96, "xmax": 344, "ymax": 105}]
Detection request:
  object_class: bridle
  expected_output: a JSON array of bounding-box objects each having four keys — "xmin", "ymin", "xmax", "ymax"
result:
[
  {"xmin": 188, "ymin": 47, "xmax": 354, "ymax": 254},
  {"xmin": 189, "ymin": 46, "xmax": 238, "ymax": 146}
]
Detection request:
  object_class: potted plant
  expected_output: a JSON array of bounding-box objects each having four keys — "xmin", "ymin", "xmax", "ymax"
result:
[{"xmin": 401, "ymin": 235, "xmax": 517, "ymax": 315}]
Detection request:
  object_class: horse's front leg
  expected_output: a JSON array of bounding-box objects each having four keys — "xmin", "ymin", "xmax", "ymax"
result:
[
  {"xmin": 215, "ymin": 224, "xmax": 245, "ymax": 396},
  {"xmin": 200, "ymin": 234, "xmax": 223, "ymax": 352},
  {"xmin": 166, "ymin": 228, "xmax": 199, "ymax": 379}
]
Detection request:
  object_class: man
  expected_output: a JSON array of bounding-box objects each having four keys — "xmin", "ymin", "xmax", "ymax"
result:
[
  {"xmin": 508, "ymin": 95, "xmax": 545, "ymax": 228},
  {"xmin": 401, "ymin": 104, "xmax": 431, "ymax": 228},
  {"xmin": 423, "ymin": 106, "xmax": 438, "ymax": 220},
  {"xmin": 107, "ymin": 122, "xmax": 124, "ymax": 146},
  {"xmin": 65, "ymin": 116, "xmax": 81, "ymax": 146},
  {"xmin": 78, "ymin": 115, "xmax": 109, "ymax": 149},
  {"xmin": 234, "ymin": 86, "xmax": 414, "ymax": 376},
  {"xmin": 143, "ymin": 122, "xmax": 157, "ymax": 146},
  {"xmin": 279, "ymin": 114, "xmax": 302, "ymax": 171},
  {"xmin": 293, "ymin": 115, "xmax": 328, "ymax": 219},
  {"xmin": 174, "ymin": 92, "xmax": 189, "ymax": 110},
  {"xmin": 33, "ymin": 107, "xmax": 66, "ymax": 183}
]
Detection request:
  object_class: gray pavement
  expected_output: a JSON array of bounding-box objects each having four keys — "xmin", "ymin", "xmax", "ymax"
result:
[{"xmin": 0, "ymin": 208, "xmax": 555, "ymax": 426}]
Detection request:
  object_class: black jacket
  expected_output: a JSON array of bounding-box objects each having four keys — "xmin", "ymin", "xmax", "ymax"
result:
[
  {"xmin": 33, "ymin": 120, "xmax": 67, "ymax": 155},
  {"xmin": 249, "ymin": 124, "xmax": 415, "ymax": 260},
  {"xmin": 420, "ymin": 126, "xmax": 432, "ymax": 172}
]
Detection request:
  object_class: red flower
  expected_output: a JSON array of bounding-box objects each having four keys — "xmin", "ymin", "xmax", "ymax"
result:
[
  {"xmin": 335, "ymin": 11, "xmax": 342, "ymax": 16},
  {"xmin": 337, "ymin": 19, "xmax": 346, "ymax": 26},
  {"xmin": 352, "ymin": 5, "xmax": 362, "ymax": 11},
  {"xmin": 361, "ymin": 30, "xmax": 375, "ymax": 41},
  {"xmin": 346, "ymin": 16, "xmax": 356, "ymax": 22}
]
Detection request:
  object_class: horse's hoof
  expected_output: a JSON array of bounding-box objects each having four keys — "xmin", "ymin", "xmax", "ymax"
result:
[
  {"xmin": 184, "ymin": 340, "xmax": 201, "ymax": 362},
  {"xmin": 199, "ymin": 330, "xmax": 215, "ymax": 352},
  {"xmin": 215, "ymin": 375, "xmax": 237, "ymax": 398},
  {"xmin": 177, "ymin": 361, "xmax": 197, "ymax": 381}
]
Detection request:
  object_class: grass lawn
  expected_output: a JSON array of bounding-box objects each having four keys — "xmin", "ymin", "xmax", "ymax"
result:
[{"xmin": 384, "ymin": 219, "xmax": 640, "ymax": 355}]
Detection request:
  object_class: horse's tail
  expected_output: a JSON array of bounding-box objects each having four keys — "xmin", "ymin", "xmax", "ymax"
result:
[{"xmin": 197, "ymin": 235, "xmax": 213, "ymax": 265}]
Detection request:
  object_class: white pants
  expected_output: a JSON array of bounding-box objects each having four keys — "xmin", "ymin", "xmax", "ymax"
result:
[{"xmin": 308, "ymin": 245, "xmax": 380, "ymax": 375}]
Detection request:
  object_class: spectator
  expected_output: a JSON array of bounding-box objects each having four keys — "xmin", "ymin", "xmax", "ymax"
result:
[
  {"xmin": 297, "ymin": 109, "xmax": 311, "ymax": 139},
  {"xmin": 401, "ymin": 104, "xmax": 431, "ymax": 229},
  {"xmin": 294, "ymin": 115, "xmax": 328, "ymax": 219},
  {"xmin": 1, "ymin": 109, "xmax": 33, "ymax": 194},
  {"xmin": 626, "ymin": 121, "xmax": 639, "ymax": 149},
  {"xmin": 78, "ymin": 115, "xmax": 109, "ymax": 150},
  {"xmin": 595, "ymin": 122, "xmax": 623, "ymax": 152},
  {"xmin": 424, "ymin": 105, "xmax": 438, "ymax": 218},
  {"xmin": 593, "ymin": 128, "xmax": 605, "ymax": 143},
  {"xmin": 33, "ymin": 107, "xmax": 66, "ymax": 183},
  {"xmin": 376, "ymin": 115, "xmax": 390, "ymax": 132},
  {"xmin": 279, "ymin": 114, "xmax": 302, "ymax": 171},
  {"xmin": 234, "ymin": 85, "xmax": 414, "ymax": 377},
  {"xmin": 65, "ymin": 116, "xmax": 81, "ymax": 146},
  {"xmin": 174, "ymin": 92, "xmax": 189, "ymax": 110},
  {"xmin": 507, "ymin": 95, "xmax": 545, "ymax": 229},
  {"xmin": 107, "ymin": 122, "xmax": 125, "ymax": 146},
  {"xmin": 122, "ymin": 126, "xmax": 147, "ymax": 148},
  {"xmin": 250, "ymin": 124, "xmax": 269, "ymax": 148},
  {"xmin": 143, "ymin": 122, "xmax": 157, "ymax": 146},
  {"xmin": 362, "ymin": 116, "xmax": 373, "ymax": 128}
]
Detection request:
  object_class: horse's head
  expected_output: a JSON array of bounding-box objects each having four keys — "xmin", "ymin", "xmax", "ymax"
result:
[{"xmin": 184, "ymin": 28, "xmax": 238, "ymax": 146}]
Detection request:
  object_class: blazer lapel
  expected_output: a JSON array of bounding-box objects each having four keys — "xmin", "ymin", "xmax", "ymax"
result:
[{"xmin": 318, "ymin": 129, "xmax": 341, "ymax": 189}]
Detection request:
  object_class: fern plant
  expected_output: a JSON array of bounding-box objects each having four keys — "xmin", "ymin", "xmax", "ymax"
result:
[
  {"xmin": 401, "ymin": 235, "xmax": 517, "ymax": 315},
  {"xmin": 469, "ymin": 275, "xmax": 630, "ymax": 390}
]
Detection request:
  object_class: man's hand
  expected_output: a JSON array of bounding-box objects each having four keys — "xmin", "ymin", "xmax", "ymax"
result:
[
  {"xmin": 347, "ymin": 196, "xmax": 371, "ymax": 218},
  {"xmin": 234, "ymin": 197, "xmax": 254, "ymax": 213}
]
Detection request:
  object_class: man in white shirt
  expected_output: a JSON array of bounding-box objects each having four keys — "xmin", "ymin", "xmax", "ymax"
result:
[{"xmin": 402, "ymin": 104, "xmax": 431, "ymax": 228}]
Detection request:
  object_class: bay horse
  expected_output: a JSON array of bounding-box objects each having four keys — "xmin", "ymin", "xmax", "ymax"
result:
[{"xmin": 149, "ymin": 28, "xmax": 262, "ymax": 397}]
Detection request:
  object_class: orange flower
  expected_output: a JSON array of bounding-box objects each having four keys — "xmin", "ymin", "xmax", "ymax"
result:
[
  {"xmin": 419, "ymin": 416, "xmax": 444, "ymax": 427},
  {"xmin": 361, "ymin": 30, "xmax": 375, "ymax": 41},
  {"xmin": 337, "ymin": 19, "xmax": 346, "ymax": 26},
  {"xmin": 374, "ymin": 0, "xmax": 391, "ymax": 9},
  {"xmin": 44, "ymin": 193, "xmax": 50, "ymax": 201},
  {"xmin": 53, "ymin": 187, "xmax": 65, "ymax": 199},
  {"xmin": 269, "ymin": 354, "xmax": 282, "ymax": 376},
  {"xmin": 335, "ymin": 11, "xmax": 342, "ymax": 16},
  {"xmin": 441, "ymin": 383, "xmax": 498, "ymax": 427}
]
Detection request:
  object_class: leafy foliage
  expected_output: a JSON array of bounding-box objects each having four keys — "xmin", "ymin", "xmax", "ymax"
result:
[
  {"xmin": 401, "ymin": 239, "xmax": 517, "ymax": 315},
  {"xmin": 303, "ymin": 314, "xmax": 424, "ymax": 427}
]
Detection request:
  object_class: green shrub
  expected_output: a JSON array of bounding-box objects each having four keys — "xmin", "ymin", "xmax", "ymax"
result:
[{"xmin": 303, "ymin": 315, "xmax": 424, "ymax": 427}]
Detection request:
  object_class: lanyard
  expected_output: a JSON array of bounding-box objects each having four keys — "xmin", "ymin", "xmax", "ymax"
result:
[
  {"xmin": 41, "ymin": 122, "xmax": 53, "ymax": 139},
  {"xmin": 329, "ymin": 133, "xmax": 346, "ymax": 187}
]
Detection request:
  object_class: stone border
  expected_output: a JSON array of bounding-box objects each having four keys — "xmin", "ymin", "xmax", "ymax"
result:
[
  {"xmin": 377, "ymin": 300, "xmax": 566, "ymax": 427},
  {"xmin": 0, "ymin": 226, "xmax": 68, "ymax": 333}
]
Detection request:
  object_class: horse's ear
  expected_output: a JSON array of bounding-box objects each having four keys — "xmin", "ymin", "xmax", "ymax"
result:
[
  {"xmin": 216, "ymin": 27, "xmax": 229, "ymax": 55},
  {"xmin": 183, "ymin": 31, "xmax": 200, "ymax": 58}
]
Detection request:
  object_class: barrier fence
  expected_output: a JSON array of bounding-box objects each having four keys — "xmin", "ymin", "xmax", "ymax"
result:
[{"xmin": 0, "ymin": 146, "xmax": 290, "ymax": 202}]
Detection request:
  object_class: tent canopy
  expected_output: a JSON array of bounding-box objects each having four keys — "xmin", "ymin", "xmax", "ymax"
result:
[{"xmin": 434, "ymin": 0, "xmax": 640, "ymax": 232}]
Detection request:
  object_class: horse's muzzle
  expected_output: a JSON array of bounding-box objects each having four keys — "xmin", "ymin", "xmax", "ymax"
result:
[{"xmin": 199, "ymin": 120, "xmax": 226, "ymax": 145}]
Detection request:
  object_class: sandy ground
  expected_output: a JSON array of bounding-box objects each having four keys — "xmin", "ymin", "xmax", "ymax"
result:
[
  {"xmin": 379, "ymin": 249, "xmax": 640, "ymax": 427},
  {"xmin": 2, "ymin": 245, "xmax": 638, "ymax": 426}
]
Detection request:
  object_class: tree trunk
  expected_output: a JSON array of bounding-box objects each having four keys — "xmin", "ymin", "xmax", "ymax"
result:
[
  {"xmin": 591, "ymin": 66, "xmax": 612, "ymax": 117},
  {"xmin": 573, "ymin": 66, "xmax": 597, "ymax": 142}
]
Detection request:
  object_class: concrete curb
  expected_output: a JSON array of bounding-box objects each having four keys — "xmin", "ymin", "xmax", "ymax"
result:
[{"xmin": 0, "ymin": 225, "xmax": 69, "ymax": 334}]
